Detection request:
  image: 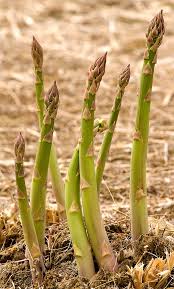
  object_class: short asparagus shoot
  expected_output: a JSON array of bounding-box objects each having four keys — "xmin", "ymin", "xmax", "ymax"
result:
[{"xmin": 130, "ymin": 11, "xmax": 165, "ymax": 241}]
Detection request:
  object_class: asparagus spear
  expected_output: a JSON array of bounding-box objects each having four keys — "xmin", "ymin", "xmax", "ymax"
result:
[
  {"xmin": 96, "ymin": 65, "xmax": 130, "ymax": 192},
  {"xmin": 31, "ymin": 37, "xmax": 65, "ymax": 217},
  {"xmin": 31, "ymin": 36, "xmax": 44, "ymax": 129},
  {"xmin": 79, "ymin": 53, "xmax": 117, "ymax": 271},
  {"xmin": 14, "ymin": 133, "xmax": 44, "ymax": 284},
  {"xmin": 65, "ymin": 146, "xmax": 95, "ymax": 279},
  {"xmin": 65, "ymin": 120, "xmax": 107, "ymax": 279},
  {"xmin": 130, "ymin": 11, "xmax": 165, "ymax": 241},
  {"xmin": 30, "ymin": 81, "xmax": 59, "ymax": 251}
]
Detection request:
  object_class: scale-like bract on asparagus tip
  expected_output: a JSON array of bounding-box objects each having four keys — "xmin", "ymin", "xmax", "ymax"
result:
[
  {"xmin": 14, "ymin": 132, "xmax": 25, "ymax": 162},
  {"xmin": 44, "ymin": 81, "xmax": 59, "ymax": 121},
  {"xmin": 87, "ymin": 52, "xmax": 107, "ymax": 95},
  {"xmin": 31, "ymin": 36, "xmax": 43, "ymax": 69},
  {"xmin": 45, "ymin": 81, "xmax": 59, "ymax": 106},
  {"xmin": 118, "ymin": 64, "xmax": 130, "ymax": 89},
  {"xmin": 146, "ymin": 10, "xmax": 165, "ymax": 49}
]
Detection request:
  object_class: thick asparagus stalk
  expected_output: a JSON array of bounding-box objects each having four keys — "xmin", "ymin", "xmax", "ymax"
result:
[
  {"xmin": 96, "ymin": 65, "xmax": 130, "ymax": 192},
  {"xmin": 130, "ymin": 11, "xmax": 165, "ymax": 241},
  {"xmin": 14, "ymin": 133, "xmax": 44, "ymax": 283},
  {"xmin": 31, "ymin": 37, "xmax": 65, "ymax": 216},
  {"xmin": 79, "ymin": 53, "xmax": 117, "ymax": 271},
  {"xmin": 65, "ymin": 120, "xmax": 107, "ymax": 279},
  {"xmin": 30, "ymin": 81, "xmax": 59, "ymax": 251},
  {"xmin": 65, "ymin": 146, "xmax": 95, "ymax": 279}
]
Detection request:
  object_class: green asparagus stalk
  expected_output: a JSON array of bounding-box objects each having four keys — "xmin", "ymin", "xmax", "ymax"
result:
[
  {"xmin": 130, "ymin": 11, "xmax": 165, "ymax": 241},
  {"xmin": 31, "ymin": 36, "xmax": 44, "ymax": 129},
  {"xmin": 30, "ymin": 81, "xmax": 59, "ymax": 251},
  {"xmin": 96, "ymin": 65, "xmax": 130, "ymax": 192},
  {"xmin": 79, "ymin": 53, "xmax": 117, "ymax": 271},
  {"xmin": 14, "ymin": 133, "xmax": 44, "ymax": 283},
  {"xmin": 65, "ymin": 120, "xmax": 107, "ymax": 279},
  {"xmin": 65, "ymin": 146, "xmax": 95, "ymax": 279},
  {"xmin": 31, "ymin": 37, "xmax": 65, "ymax": 216}
]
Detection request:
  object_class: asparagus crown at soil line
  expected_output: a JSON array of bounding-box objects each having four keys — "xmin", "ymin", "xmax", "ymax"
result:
[
  {"xmin": 96, "ymin": 64, "xmax": 130, "ymax": 192},
  {"xmin": 30, "ymin": 81, "xmax": 59, "ymax": 252},
  {"xmin": 79, "ymin": 53, "xmax": 117, "ymax": 271},
  {"xmin": 130, "ymin": 11, "xmax": 165, "ymax": 242}
]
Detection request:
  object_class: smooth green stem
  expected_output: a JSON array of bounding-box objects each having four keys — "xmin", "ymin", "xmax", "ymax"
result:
[
  {"xmin": 96, "ymin": 87, "xmax": 127, "ymax": 193},
  {"xmin": 30, "ymin": 118, "xmax": 54, "ymax": 251},
  {"xmin": 130, "ymin": 11, "xmax": 164, "ymax": 241},
  {"xmin": 96, "ymin": 96, "xmax": 121, "ymax": 192},
  {"xmin": 30, "ymin": 82, "xmax": 58, "ymax": 251},
  {"xmin": 32, "ymin": 37, "xmax": 65, "ymax": 214},
  {"xmin": 130, "ymin": 54, "xmax": 154, "ymax": 241},
  {"xmin": 14, "ymin": 133, "xmax": 45, "ymax": 284},
  {"xmin": 35, "ymin": 69, "xmax": 44, "ymax": 129},
  {"xmin": 49, "ymin": 145, "xmax": 65, "ymax": 216},
  {"xmin": 35, "ymin": 68, "xmax": 65, "ymax": 214},
  {"xmin": 65, "ymin": 146, "xmax": 95, "ymax": 279},
  {"xmin": 96, "ymin": 65, "xmax": 130, "ymax": 192},
  {"xmin": 15, "ymin": 161, "xmax": 41, "ymax": 260},
  {"xmin": 79, "ymin": 54, "xmax": 117, "ymax": 271}
]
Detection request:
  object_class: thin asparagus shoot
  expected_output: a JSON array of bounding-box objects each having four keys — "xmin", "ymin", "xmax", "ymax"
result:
[
  {"xmin": 30, "ymin": 81, "xmax": 59, "ymax": 252},
  {"xmin": 31, "ymin": 37, "xmax": 65, "ymax": 217},
  {"xmin": 79, "ymin": 53, "xmax": 117, "ymax": 271},
  {"xmin": 96, "ymin": 65, "xmax": 130, "ymax": 192},
  {"xmin": 65, "ymin": 146, "xmax": 95, "ymax": 279},
  {"xmin": 130, "ymin": 11, "xmax": 165, "ymax": 241},
  {"xmin": 14, "ymin": 133, "xmax": 45, "ymax": 284}
]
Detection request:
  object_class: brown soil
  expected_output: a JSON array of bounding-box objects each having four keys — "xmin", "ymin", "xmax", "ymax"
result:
[
  {"xmin": 1, "ymin": 0, "xmax": 174, "ymax": 288},
  {"xmin": 1, "ymin": 214, "xmax": 174, "ymax": 289}
]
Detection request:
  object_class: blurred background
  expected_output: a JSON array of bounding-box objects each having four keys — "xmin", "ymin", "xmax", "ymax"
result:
[{"xmin": 0, "ymin": 0, "xmax": 174, "ymax": 218}]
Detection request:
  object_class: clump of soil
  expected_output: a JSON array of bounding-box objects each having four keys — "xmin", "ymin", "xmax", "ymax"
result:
[{"xmin": 0, "ymin": 214, "xmax": 174, "ymax": 289}]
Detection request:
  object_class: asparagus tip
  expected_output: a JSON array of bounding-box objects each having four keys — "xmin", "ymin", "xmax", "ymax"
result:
[
  {"xmin": 118, "ymin": 64, "xmax": 130, "ymax": 89},
  {"xmin": 87, "ymin": 52, "xmax": 107, "ymax": 94},
  {"xmin": 31, "ymin": 36, "xmax": 43, "ymax": 69},
  {"xmin": 44, "ymin": 81, "xmax": 59, "ymax": 119},
  {"xmin": 146, "ymin": 10, "xmax": 165, "ymax": 49},
  {"xmin": 14, "ymin": 132, "xmax": 25, "ymax": 162}
]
